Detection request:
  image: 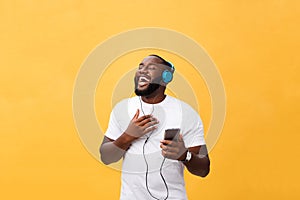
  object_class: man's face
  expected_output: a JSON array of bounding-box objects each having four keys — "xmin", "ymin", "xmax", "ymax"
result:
[{"xmin": 134, "ymin": 56, "xmax": 166, "ymax": 96}]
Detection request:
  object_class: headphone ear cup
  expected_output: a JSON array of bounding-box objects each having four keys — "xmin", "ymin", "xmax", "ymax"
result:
[{"xmin": 162, "ymin": 70, "xmax": 173, "ymax": 83}]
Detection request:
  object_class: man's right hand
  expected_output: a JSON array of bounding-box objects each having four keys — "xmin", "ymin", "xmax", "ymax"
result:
[{"xmin": 125, "ymin": 109, "xmax": 159, "ymax": 139}]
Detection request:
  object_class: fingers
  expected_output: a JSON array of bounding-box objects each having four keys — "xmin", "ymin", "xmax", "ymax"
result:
[
  {"xmin": 160, "ymin": 136, "xmax": 186, "ymax": 160},
  {"xmin": 178, "ymin": 134, "xmax": 183, "ymax": 142},
  {"xmin": 132, "ymin": 109, "xmax": 140, "ymax": 120},
  {"xmin": 127, "ymin": 111, "xmax": 159, "ymax": 138},
  {"xmin": 160, "ymin": 143, "xmax": 181, "ymax": 159},
  {"xmin": 139, "ymin": 117, "xmax": 158, "ymax": 127},
  {"xmin": 160, "ymin": 140, "xmax": 172, "ymax": 146},
  {"xmin": 161, "ymin": 134, "xmax": 183, "ymax": 144},
  {"xmin": 142, "ymin": 119, "xmax": 159, "ymax": 134},
  {"xmin": 135, "ymin": 114, "xmax": 152, "ymax": 123},
  {"xmin": 160, "ymin": 142, "xmax": 177, "ymax": 153},
  {"xmin": 161, "ymin": 151, "xmax": 179, "ymax": 159},
  {"xmin": 144, "ymin": 125, "xmax": 157, "ymax": 134},
  {"xmin": 138, "ymin": 117, "xmax": 152, "ymax": 126}
]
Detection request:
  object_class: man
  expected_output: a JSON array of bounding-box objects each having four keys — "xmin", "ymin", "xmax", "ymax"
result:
[{"xmin": 100, "ymin": 55, "xmax": 210, "ymax": 200}]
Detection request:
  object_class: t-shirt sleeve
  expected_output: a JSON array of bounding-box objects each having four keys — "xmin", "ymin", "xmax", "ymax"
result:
[
  {"xmin": 105, "ymin": 109, "xmax": 123, "ymax": 141},
  {"xmin": 181, "ymin": 103, "xmax": 206, "ymax": 148},
  {"xmin": 104, "ymin": 99, "xmax": 132, "ymax": 141}
]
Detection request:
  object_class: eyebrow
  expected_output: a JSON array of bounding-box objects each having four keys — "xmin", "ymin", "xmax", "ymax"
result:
[{"xmin": 138, "ymin": 62, "xmax": 160, "ymax": 66}]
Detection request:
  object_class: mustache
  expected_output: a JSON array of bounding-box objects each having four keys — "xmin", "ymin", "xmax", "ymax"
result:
[{"xmin": 134, "ymin": 76, "xmax": 162, "ymax": 85}]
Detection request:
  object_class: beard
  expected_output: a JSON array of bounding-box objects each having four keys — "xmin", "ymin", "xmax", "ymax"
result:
[{"xmin": 134, "ymin": 83, "xmax": 160, "ymax": 96}]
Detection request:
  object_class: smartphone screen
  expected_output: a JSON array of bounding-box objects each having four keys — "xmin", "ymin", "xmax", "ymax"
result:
[{"xmin": 164, "ymin": 129, "xmax": 180, "ymax": 140}]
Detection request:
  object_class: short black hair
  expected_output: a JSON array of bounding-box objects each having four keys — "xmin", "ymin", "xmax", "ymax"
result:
[{"xmin": 148, "ymin": 54, "xmax": 174, "ymax": 71}]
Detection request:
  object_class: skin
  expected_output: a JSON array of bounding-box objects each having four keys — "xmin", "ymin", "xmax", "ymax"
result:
[{"xmin": 100, "ymin": 56, "xmax": 210, "ymax": 177}]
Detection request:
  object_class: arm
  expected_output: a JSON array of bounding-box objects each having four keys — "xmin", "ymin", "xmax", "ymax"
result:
[
  {"xmin": 160, "ymin": 135, "xmax": 210, "ymax": 177},
  {"xmin": 181, "ymin": 145, "xmax": 210, "ymax": 177},
  {"xmin": 100, "ymin": 109, "xmax": 158, "ymax": 165},
  {"xmin": 100, "ymin": 134, "xmax": 135, "ymax": 165}
]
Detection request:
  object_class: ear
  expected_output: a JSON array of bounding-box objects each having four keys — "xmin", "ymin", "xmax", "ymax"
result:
[{"xmin": 161, "ymin": 70, "xmax": 173, "ymax": 84}]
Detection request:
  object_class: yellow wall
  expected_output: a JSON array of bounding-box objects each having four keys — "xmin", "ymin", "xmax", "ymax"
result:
[{"xmin": 1, "ymin": 0, "xmax": 299, "ymax": 199}]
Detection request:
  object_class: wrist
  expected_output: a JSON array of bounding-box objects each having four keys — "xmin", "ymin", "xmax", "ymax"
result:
[
  {"xmin": 123, "ymin": 132, "xmax": 137, "ymax": 142},
  {"xmin": 179, "ymin": 149, "xmax": 188, "ymax": 161},
  {"xmin": 113, "ymin": 132, "xmax": 136, "ymax": 150},
  {"xmin": 180, "ymin": 149, "xmax": 192, "ymax": 163}
]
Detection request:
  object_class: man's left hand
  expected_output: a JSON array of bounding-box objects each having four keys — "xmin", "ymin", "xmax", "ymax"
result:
[{"xmin": 160, "ymin": 134, "xmax": 187, "ymax": 161}]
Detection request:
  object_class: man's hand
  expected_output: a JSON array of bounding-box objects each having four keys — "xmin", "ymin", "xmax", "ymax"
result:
[
  {"xmin": 160, "ymin": 134, "xmax": 187, "ymax": 161},
  {"xmin": 125, "ymin": 109, "xmax": 159, "ymax": 139}
]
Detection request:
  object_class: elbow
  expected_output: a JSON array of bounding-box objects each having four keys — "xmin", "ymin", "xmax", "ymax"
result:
[
  {"xmin": 101, "ymin": 155, "xmax": 120, "ymax": 165},
  {"xmin": 100, "ymin": 153, "xmax": 110, "ymax": 165},
  {"xmin": 99, "ymin": 146, "xmax": 121, "ymax": 165},
  {"xmin": 199, "ymin": 158, "xmax": 210, "ymax": 177},
  {"xmin": 101, "ymin": 156, "xmax": 112, "ymax": 165},
  {"xmin": 199, "ymin": 166, "xmax": 210, "ymax": 177},
  {"xmin": 190, "ymin": 166, "xmax": 210, "ymax": 177},
  {"xmin": 99, "ymin": 146, "xmax": 112, "ymax": 165},
  {"xmin": 195, "ymin": 158, "xmax": 210, "ymax": 177}
]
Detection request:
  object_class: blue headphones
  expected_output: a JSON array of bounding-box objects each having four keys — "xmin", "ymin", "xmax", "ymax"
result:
[{"xmin": 162, "ymin": 61, "xmax": 175, "ymax": 83}]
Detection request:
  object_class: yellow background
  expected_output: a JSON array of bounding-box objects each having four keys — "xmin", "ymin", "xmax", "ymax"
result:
[{"xmin": 1, "ymin": 0, "xmax": 299, "ymax": 199}]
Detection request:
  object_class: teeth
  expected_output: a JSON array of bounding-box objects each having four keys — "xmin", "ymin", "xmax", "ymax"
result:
[
  {"xmin": 139, "ymin": 77, "xmax": 150, "ymax": 82},
  {"xmin": 139, "ymin": 82, "xmax": 147, "ymax": 87},
  {"xmin": 138, "ymin": 76, "xmax": 150, "ymax": 87}
]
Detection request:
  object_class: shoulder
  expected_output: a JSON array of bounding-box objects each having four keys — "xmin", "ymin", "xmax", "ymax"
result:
[
  {"xmin": 167, "ymin": 96, "xmax": 198, "ymax": 114},
  {"xmin": 168, "ymin": 96, "xmax": 202, "ymax": 124},
  {"xmin": 112, "ymin": 96, "xmax": 139, "ymax": 111}
]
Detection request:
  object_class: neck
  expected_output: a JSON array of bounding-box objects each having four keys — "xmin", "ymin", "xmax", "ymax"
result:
[{"xmin": 141, "ymin": 87, "xmax": 166, "ymax": 104}]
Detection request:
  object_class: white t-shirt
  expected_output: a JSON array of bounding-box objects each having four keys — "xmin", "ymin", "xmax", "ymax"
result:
[{"xmin": 105, "ymin": 96, "xmax": 206, "ymax": 200}]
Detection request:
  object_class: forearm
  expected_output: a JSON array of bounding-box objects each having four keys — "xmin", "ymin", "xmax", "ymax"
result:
[
  {"xmin": 183, "ymin": 153, "xmax": 210, "ymax": 177},
  {"xmin": 100, "ymin": 142, "xmax": 126, "ymax": 165},
  {"xmin": 100, "ymin": 133, "xmax": 135, "ymax": 165}
]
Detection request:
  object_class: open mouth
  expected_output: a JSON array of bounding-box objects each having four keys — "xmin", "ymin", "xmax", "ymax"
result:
[{"xmin": 138, "ymin": 76, "xmax": 150, "ymax": 87}]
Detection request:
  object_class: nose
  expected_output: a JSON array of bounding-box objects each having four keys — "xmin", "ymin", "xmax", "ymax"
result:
[{"xmin": 138, "ymin": 66, "xmax": 148, "ymax": 74}]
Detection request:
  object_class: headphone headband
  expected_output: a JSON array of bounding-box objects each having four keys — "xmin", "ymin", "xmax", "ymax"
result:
[{"xmin": 166, "ymin": 61, "xmax": 175, "ymax": 72}]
